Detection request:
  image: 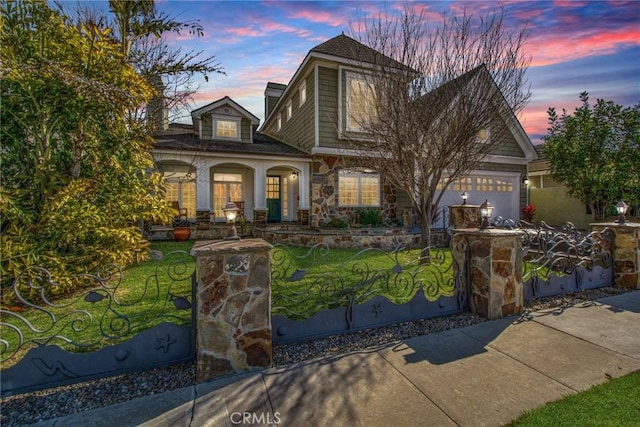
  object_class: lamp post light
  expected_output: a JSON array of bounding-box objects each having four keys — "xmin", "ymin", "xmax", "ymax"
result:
[
  {"xmin": 479, "ymin": 199, "xmax": 494, "ymax": 229},
  {"xmin": 616, "ymin": 201, "xmax": 629, "ymax": 225},
  {"xmin": 223, "ymin": 199, "xmax": 241, "ymax": 240},
  {"xmin": 462, "ymin": 191, "xmax": 468, "ymax": 205}
]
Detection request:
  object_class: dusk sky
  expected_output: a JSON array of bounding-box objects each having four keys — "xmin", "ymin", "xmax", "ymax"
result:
[{"xmin": 88, "ymin": 1, "xmax": 640, "ymax": 145}]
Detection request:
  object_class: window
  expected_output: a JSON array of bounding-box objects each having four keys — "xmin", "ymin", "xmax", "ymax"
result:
[
  {"xmin": 299, "ymin": 80, "xmax": 307, "ymax": 106},
  {"xmin": 452, "ymin": 177, "xmax": 473, "ymax": 191},
  {"xmin": 346, "ymin": 72, "xmax": 376, "ymax": 132},
  {"xmin": 338, "ymin": 170, "xmax": 380, "ymax": 207},
  {"xmin": 213, "ymin": 116, "xmax": 240, "ymax": 140},
  {"xmin": 477, "ymin": 128, "xmax": 490, "ymax": 144},
  {"xmin": 213, "ymin": 173, "xmax": 242, "ymax": 220},
  {"xmin": 276, "ymin": 113, "xmax": 282, "ymax": 131},
  {"xmin": 476, "ymin": 177, "xmax": 494, "ymax": 191},
  {"xmin": 286, "ymin": 99, "xmax": 292, "ymax": 121},
  {"xmin": 495, "ymin": 179, "xmax": 513, "ymax": 192},
  {"xmin": 164, "ymin": 179, "xmax": 196, "ymax": 219}
]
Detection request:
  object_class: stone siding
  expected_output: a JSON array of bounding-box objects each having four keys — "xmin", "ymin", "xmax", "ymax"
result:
[
  {"xmin": 191, "ymin": 239, "xmax": 273, "ymax": 382},
  {"xmin": 310, "ymin": 155, "xmax": 397, "ymax": 228}
]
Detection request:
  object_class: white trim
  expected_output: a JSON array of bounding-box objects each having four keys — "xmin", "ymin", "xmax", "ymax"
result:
[
  {"xmin": 314, "ymin": 64, "xmax": 320, "ymax": 148},
  {"xmin": 152, "ymin": 149, "xmax": 311, "ymax": 164},
  {"xmin": 299, "ymin": 80, "xmax": 307, "ymax": 107},
  {"xmin": 285, "ymin": 99, "xmax": 292, "ymax": 121},
  {"xmin": 212, "ymin": 115, "xmax": 241, "ymax": 141},
  {"xmin": 192, "ymin": 96, "xmax": 260, "ymax": 125}
]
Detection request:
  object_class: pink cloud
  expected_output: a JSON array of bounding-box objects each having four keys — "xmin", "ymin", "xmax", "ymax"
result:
[
  {"xmin": 529, "ymin": 25, "xmax": 640, "ymax": 66},
  {"xmin": 287, "ymin": 9, "xmax": 348, "ymax": 27},
  {"xmin": 553, "ymin": 1, "xmax": 589, "ymax": 7}
]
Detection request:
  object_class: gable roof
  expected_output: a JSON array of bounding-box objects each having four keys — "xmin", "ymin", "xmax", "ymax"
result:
[
  {"xmin": 261, "ymin": 33, "xmax": 416, "ymax": 130},
  {"xmin": 311, "ymin": 33, "xmax": 415, "ymax": 72},
  {"xmin": 191, "ymin": 96, "xmax": 260, "ymax": 126}
]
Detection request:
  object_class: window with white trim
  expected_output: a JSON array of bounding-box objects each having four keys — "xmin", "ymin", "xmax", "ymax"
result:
[
  {"xmin": 299, "ymin": 80, "xmax": 307, "ymax": 106},
  {"xmin": 476, "ymin": 177, "xmax": 494, "ymax": 191},
  {"xmin": 276, "ymin": 113, "xmax": 282, "ymax": 131},
  {"xmin": 495, "ymin": 179, "xmax": 513, "ymax": 192},
  {"xmin": 346, "ymin": 72, "xmax": 376, "ymax": 132},
  {"xmin": 286, "ymin": 99, "xmax": 292, "ymax": 121},
  {"xmin": 213, "ymin": 173, "xmax": 243, "ymax": 220},
  {"xmin": 213, "ymin": 116, "xmax": 240, "ymax": 140},
  {"xmin": 338, "ymin": 170, "xmax": 380, "ymax": 207}
]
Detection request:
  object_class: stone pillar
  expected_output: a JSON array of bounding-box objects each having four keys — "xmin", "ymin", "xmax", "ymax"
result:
[
  {"xmin": 195, "ymin": 209, "xmax": 211, "ymax": 230},
  {"xmin": 191, "ymin": 239, "xmax": 273, "ymax": 383},
  {"xmin": 449, "ymin": 205, "xmax": 481, "ymax": 229},
  {"xmin": 454, "ymin": 229, "xmax": 524, "ymax": 320},
  {"xmin": 297, "ymin": 208, "xmax": 309, "ymax": 226},
  {"xmin": 591, "ymin": 222, "xmax": 640, "ymax": 289},
  {"xmin": 253, "ymin": 209, "xmax": 268, "ymax": 227}
]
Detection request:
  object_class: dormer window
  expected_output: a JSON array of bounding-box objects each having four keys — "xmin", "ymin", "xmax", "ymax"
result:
[
  {"xmin": 276, "ymin": 113, "xmax": 282, "ymax": 131},
  {"xmin": 299, "ymin": 80, "xmax": 307, "ymax": 106},
  {"xmin": 213, "ymin": 116, "xmax": 241, "ymax": 141},
  {"xmin": 286, "ymin": 99, "xmax": 292, "ymax": 121}
]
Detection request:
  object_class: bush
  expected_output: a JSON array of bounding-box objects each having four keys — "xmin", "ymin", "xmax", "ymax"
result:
[
  {"xmin": 325, "ymin": 217, "xmax": 349, "ymax": 228},
  {"xmin": 357, "ymin": 209, "xmax": 383, "ymax": 227}
]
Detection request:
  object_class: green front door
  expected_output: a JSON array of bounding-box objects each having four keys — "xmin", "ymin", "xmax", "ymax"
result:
[{"xmin": 267, "ymin": 176, "xmax": 281, "ymax": 222}]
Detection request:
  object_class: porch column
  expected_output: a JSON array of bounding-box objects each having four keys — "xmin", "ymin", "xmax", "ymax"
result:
[
  {"xmin": 298, "ymin": 163, "xmax": 310, "ymax": 210},
  {"xmin": 191, "ymin": 239, "xmax": 273, "ymax": 382},
  {"xmin": 453, "ymin": 229, "xmax": 525, "ymax": 320},
  {"xmin": 591, "ymin": 222, "xmax": 640, "ymax": 289},
  {"xmin": 195, "ymin": 163, "xmax": 211, "ymax": 212},
  {"xmin": 253, "ymin": 163, "xmax": 267, "ymax": 210}
]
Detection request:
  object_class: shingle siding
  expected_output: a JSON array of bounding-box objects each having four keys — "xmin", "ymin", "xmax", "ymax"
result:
[{"xmin": 317, "ymin": 66, "xmax": 340, "ymax": 148}]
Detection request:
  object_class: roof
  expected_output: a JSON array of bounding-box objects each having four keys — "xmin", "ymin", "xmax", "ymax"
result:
[
  {"xmin": 266, "ymin": 82, "xmax": 287, "ymax": 91},
  {"xmin": 153, "ymin": 132, "xmax": 309, "ymax": 158},
  {"xmin": 190, "ymin": 96, "xmax": 260, "ymax": 125},
  {"xmin": 311, "ymin": 33, "xmax": 413, "ymax": 72}
]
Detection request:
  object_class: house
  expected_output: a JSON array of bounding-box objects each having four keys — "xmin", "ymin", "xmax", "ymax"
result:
[
  {"xmin": 151, "ymin": 34, "xmax": 536, "ymax": 231},
  {"xmin": 527, "ymin": 145, "xmax": 594, "ymax": 229}
]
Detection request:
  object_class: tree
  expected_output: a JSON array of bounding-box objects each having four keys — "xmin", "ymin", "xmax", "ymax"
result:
[
  {"xmin": 544, "ymin": 92, "xmax": 640, "ymax": 220},
  {"xmin": 105, "ymin": 0, "xmax": 224, "ymax": 123},
  {"xmin": 0, "ymin": 1, "xmax": 172, "ymax": 299},
  {"xmin": 347, "ymin": 5, "xmax": 530, "ymax": 248}
]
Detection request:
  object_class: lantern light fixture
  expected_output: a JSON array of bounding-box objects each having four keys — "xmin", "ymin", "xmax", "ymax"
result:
[
  {"xmin": 479, "ymin": 199, "xmax": 494, "ymax": 229},
  {"xmin": 462, "ymin": 191, "xmax": 468, "ymax": 205},
  {"xmin": 223, "ymin": 199, "xmax": 240, "ymax": 240},
  {"xmin": 616, "ymin": 201, "xmax": 629, "ymax": 225}
]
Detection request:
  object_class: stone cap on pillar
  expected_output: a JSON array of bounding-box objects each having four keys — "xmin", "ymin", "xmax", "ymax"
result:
[
  {"xmin": 191, "ymin": 238, "xmax": 273, "ymax": 257},
  {"xmin": 454, "ymin": 228, "xmax": 526, "ymax": 237},
  {"xmin": 591, "ymin": 222, "xmax": 640, "ymax": 229}
]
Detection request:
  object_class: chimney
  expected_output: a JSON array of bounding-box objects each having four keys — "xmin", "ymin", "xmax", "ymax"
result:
[
  {"xmin": 147, "ymin": 75, "xmax": 169, "ymax": 131},
  {"xmin": 264, "ymin": 82, "xmax": 286, "ymax": 119}
]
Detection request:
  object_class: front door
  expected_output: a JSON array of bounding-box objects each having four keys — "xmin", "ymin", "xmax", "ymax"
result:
[{"xmin": 267, "ymin": 176, "xmax": 281, "ymax": 222}]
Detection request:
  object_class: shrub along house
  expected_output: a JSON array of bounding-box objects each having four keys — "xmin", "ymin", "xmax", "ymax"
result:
[{"xmin": 151, "ymin": 34, "xmax": 536, "ymax": 233}]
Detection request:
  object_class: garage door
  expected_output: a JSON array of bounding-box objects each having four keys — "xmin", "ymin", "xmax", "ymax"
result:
[{"xmin": 437, "ymin": 174, "xmax": 519, "ymax": 221}]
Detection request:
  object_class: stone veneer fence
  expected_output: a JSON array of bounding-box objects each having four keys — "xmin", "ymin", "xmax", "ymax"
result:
[{"xmin": 190, "ymin": 221, "xmax": 639, "ymax": 383}]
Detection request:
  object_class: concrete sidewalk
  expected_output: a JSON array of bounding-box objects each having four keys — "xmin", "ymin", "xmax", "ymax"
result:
[{"xmin": 34, "ymin": 292, "xmax": 640, "ymax": 427}]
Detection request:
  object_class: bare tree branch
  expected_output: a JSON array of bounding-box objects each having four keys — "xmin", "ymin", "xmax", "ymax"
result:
[{"xmin": 346, "ymin": 5, "xmax": 531, "ymax": 247}]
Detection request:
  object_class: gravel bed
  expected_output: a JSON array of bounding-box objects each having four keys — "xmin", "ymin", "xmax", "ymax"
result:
[{"xmin": 1, "ymin": 286, "xmax": 633, "ymax": 426}]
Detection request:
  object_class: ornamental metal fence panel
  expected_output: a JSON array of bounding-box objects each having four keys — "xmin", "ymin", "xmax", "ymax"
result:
[
  {"xmin": 270, "ymin": 238, "xmax": 469, "ymax": 345},
  {"xmin": 493, "ymin": 219, "xmax": 614, "ymax": 299},
  {"xmin": 0, "ymin": 251, "xmax": 196, "ymax": 397}
]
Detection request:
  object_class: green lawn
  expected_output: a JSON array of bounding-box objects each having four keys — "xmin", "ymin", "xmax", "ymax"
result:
[
  {"xmin": 271, "ymin": 244, "xmax": 458, "ymax": 319},
  {"xmin": 508, "ymin": 370, "xmax": 640, "ymax": 426},
  {"xmin": 1, "ymin": 240, "xmax": 554, "ymax": 365},
  {"xmin": 0, "ymin": 241, "xmax": 196, "ymax": 366}
]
